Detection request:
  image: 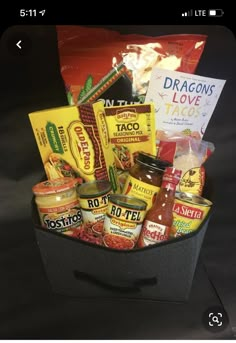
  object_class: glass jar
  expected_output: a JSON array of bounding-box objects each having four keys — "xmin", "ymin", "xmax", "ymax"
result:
[
  {"xmin": 122, "ymin": 152, "xmax": 172, "ymax": 210},
  {"xmin": 32, "ymin": 177, "xmax": 82, "ymax": 235}
]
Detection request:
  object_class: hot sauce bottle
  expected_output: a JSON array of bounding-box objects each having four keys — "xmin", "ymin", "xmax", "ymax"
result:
[{"xmin": 137, "ymin": 167, "xmax": 182, "ymax": 248}]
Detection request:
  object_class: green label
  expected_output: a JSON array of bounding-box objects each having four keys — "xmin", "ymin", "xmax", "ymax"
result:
[
  {"xmin": 46, "ymin": 121, "xmax": 64, "ymax": 154},
  {"xmin": 78, "ymin": 75, "xmax": 93, "ymax": 101},
  {"xmin": 109, "ymin": 166, "xmax": 118, "ymax": 193}
]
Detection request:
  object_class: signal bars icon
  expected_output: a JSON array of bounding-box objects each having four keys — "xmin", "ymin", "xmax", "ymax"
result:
[{"xmin": 182, "ymin": 9, "xmax": 193, "ymax": 16}]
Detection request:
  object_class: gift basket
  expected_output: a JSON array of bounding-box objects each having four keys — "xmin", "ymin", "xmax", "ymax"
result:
[{"xmin": 29, "ymin": 26, "xmax": 226, "ymax": 302}]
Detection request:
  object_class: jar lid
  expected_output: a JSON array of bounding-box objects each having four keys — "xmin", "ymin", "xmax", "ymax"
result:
[
  {"xmin": 32, "ymin": 177, "xmax": 78, "ymax": 195},
  {"xmin": 109, "ymin": 194, "xmax": 147, "ymax": 210},
  {"xmin": 77, "ymin": 180, "xmax": 111, "ymax": 198},
  {"xmin": 175, "ymin": 191, "xmax": 213, "ymax": 207},
  {"xmin": 136, "ymin": 152, "xmax": 172, "ymax": 171}
]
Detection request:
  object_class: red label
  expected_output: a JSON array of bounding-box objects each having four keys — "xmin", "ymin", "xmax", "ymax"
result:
[
  {"xmin": 173, "ymin": 203, "xmax": 203, "ymax": 219},
  {"xmin": 138, "ymin": 220, "xmax": 170, "ymax": 247},
  {"xmin": 161, "ymin": 181, "xmax": 176, "ymax": 191}
]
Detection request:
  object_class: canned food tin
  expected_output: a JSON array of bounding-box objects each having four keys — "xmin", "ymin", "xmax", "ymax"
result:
[
  {"xmin": 103, "ymin": 194, "xmax": 147, "ymax": 250},
  {"xmin": 172, "ymin": 191, "xmax": 212, "ymax": 236},
  {"xmin": 77, "ymin": 180, "xmax": 112, "ymax": 235},
  {"xmin": 32, "ymin": 177, "xmax": 82, "ymax": 236}
]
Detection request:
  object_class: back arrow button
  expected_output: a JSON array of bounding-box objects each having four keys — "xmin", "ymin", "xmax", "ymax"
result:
[
  {"xmin": 16, "ymin": 40, "xmax": 22, "ymax": 49},
  {"xmin": 7, "ymin": 32, "xmax": 32, "ymax": 56}
]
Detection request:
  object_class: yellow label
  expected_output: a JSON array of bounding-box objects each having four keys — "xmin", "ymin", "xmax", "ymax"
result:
[
  {"xmin": 106, "ymin": 202, "xmax": 146, "ymax": 224},
  {"xmin": 67, "ymin": 121, "xmax": 96, "ymax": 175},
  {"xmin": 178, "ymin": 167, "xmax": 205, "ymax": 195},
  {"xmin": 115, "ymin": 110, "xmax": 138, "ymax": 122},
  {"xmin": 110, "ymin": 218, "xmax": 137, "ymax": 229},
  {"xmin": 79, "ymin": 193, "xmax": 110, "ymax": 211},
  {"xmin": 97, "ymin": 109, "xmax": 109, "ymax": 149},
  {"xmin": 28, "ymin": 102, "xmax": 119, "ymax": 192},
  {"xmin": 103, "ymin": 201, "xmax": 147, "ymax": 246},
  {"xmin": 37, "ymin": 201, "xmax": 82, "ymax": 233},
  {"xmin": 79, "ymin": 192, "xmax": 111, "ymax": 224},
  {"xmin": 122, "ymin": 175, "xmax": 160, "ymax": 211},
  {"xmin": 172, "ymin": 198, "xmax": 210, "ymax": 235},
  {"xmin": 105, "ymin": 103, "xmax": 156, "ymax": 170}
]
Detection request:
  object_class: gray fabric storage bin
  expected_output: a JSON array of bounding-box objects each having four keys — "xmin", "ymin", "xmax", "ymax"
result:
[{"xmin": 32, "ymin": 201, "xmax": 211, "ymax": 302}]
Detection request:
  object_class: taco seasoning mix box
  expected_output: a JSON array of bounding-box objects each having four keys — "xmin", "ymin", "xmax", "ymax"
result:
[
  {"xmin": 29, "ymin": 101, "xmax": 119, "ymax": 193},
  {"xmin": 104, "ymin": 103, "xmax": 156, "ymax": 171}
]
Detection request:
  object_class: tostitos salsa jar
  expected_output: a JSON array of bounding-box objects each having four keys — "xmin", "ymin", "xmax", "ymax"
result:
[{"xmin": 32, "ymin": 177, "xmax": 82, "ymax": 236}]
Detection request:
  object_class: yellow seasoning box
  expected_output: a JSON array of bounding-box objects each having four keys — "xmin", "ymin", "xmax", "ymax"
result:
[
  {"xmin": 104, "ymin": 103, "xmax": 156, "ymax": 171},
  {"xmin": 29, "ymin": 101, "xmax": 119, "ymax": 193}
]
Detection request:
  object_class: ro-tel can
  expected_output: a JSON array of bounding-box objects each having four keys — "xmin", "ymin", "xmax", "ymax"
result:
[
  {"xmin": 77, "ymin": 180, "xmax": 112, "ymax": 236},
  {"xmin": 32, "ymin": 177, "xmax": 82, "ymax": 236},
  {"xmin": 172, "ymin": 191, "xmax": 212, "ymax": 237},
  {"xmin": 103, "ymin": 194, "xmax": 147, "ymax": 250}
]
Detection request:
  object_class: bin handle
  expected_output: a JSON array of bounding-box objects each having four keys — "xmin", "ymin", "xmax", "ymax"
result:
[{"xmin": 73, "ymin": 270, "xmax": 157, "ymax": 293}]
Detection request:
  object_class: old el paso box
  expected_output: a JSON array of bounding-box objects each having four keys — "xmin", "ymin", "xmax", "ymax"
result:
[{"xmin": 29, "ymin": 102, "xmax": 119, "ymax": 192}]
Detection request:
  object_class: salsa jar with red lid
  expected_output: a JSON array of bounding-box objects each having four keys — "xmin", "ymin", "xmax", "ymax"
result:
[{"xmin": 122, "ymin": 152, "xmax": 172, "ymax": 210}]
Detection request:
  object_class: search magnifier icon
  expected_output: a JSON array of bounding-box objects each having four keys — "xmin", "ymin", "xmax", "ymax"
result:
[
  {"xmin": 203, "ymin": 306, "xmax": 229, "ymax": 332},
  {"xmin": 212, "ymin": 315, "xmax": 220, "ymax": 324}
]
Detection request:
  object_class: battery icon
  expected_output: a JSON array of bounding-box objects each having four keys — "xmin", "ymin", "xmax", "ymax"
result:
[{"xmin": 208, "ymin": 9, "xmax": 224, "ymax": 17}]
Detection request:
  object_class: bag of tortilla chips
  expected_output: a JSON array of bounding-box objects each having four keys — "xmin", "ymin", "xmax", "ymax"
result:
[{"xmin": 56, "ymin": 25, "xmax": 207, "ymax": 106}]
